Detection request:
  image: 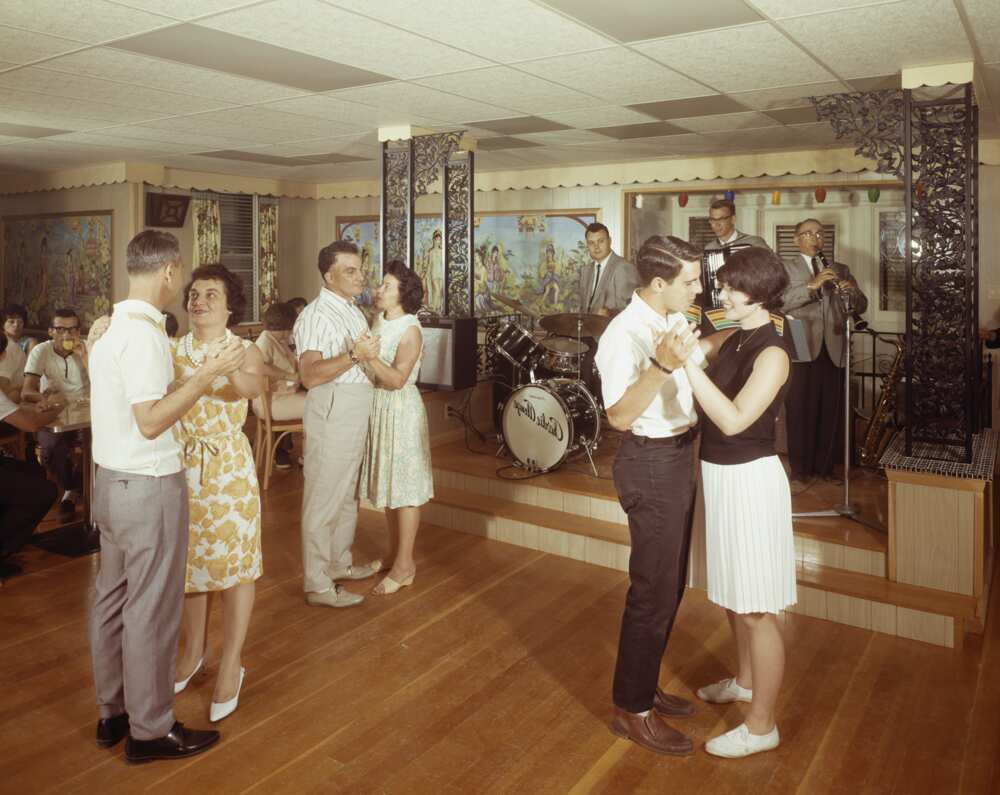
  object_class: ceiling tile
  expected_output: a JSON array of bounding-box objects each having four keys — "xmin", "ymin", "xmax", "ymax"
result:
[
  {"xmin": 195, "ymin": 149, "xmax": 317, "ymax": 165},
  {"xmin": 49, "ymin": 131, "xmax": 197, "ymax": 154},
  {"xmin": 0, "ymin": 87, "xmax": 168, "ymax": 124},
  {"xmin": 751, "ymin": 0, "xmax": 888, "ymax": 17},
  {"xmin": 417, "ymin": 67, "xmax": 593, "ymax": 114},
  {"xmin": 629, "ymin": 94, "xmax": 749, "ymax": 120},
  {"xmin": 536, "ymin": 106, "xmax": 659, "ymax": 128},
  {"xmin": 0, "ymin": 67, "xmax": 234, "ymax": 114},
  {"xmin": 476, "ymin": 136, "xmax": 544, "ymax": 151},
  {"xmin": 848, "ymin": 74, "xmax": 901, "ymax": 91},
  {"xmin": 964, "ymin": 0, "xmax": 1000, "ymax": 62},
  {"xmin": 515, "ymin": 46, "xmax": 709, "ymax": 105},
  {"xmin": 198, "ymin": 0, "xmax": 490, "ymax": 79},
  {"xmin": 37, "ymin": 48, "xmax": 306, "ymax": 104},
  {"xmin": 112, "ymin": 23, "xmax": 392, "ymax": 92},
  {"xmin": 331, "ymin": 0, "xmax": 614, "ymax": 62},
  {"xmin": 764, "ymin": 107, "xmax": 819, "ymax": 125},
  {"xmin": 297, "ymin": 152, "xmax": 370, "ymax": 164},
  {"xmin": 330, "ymin": 82, "xmax": 513, "ymax": 124},
  {"xmin": 540, "ymin": 0, "xmax": 763, "ymax": 42},
  {"xmin": 635, "ymin": 22, "xmax": 836, "ymax": 92},
  {"xmin": 590, "ymin": 121, "xmax": 687, "ymax": 139},
  {"xmin": 261, "ymin": 95, "xmax": 404, "ymax": 128},
  {"xmin": 0, "ymin": 121, "xmax": 70, "ymax": 137},
  {"xmin": 0, "ymin": 0, "xmax": 174, "ymax": 43},
  {"xmin": 729, "ymin": 80, "xmax": 850, "ymax": 110},
  {"xmin": 518, "ymin": 129, "xmax": 620, "ymax": 145},
  {"xmin": 112, "ymin": 0, "xmax": 262, "ymax": 19},
  {"xmin": 0, "ymin": 25, "xmax": 87, "ymax": 64},
  {"xmin": 474, "ymin": 117, "xmax": 569, "ymax": 134},
  {"xmin": 776, "ymin": 0, "xmax": 971, "ymax": 80},
  {"xmin": 90, "ymin": 124, "xmax": 265, "ymax": 150},
  {"xmin": 671, "ymin": 111, "xmax": 782, "ymax": 133}
]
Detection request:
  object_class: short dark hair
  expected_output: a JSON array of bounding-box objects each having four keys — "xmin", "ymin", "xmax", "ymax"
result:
[
  {"xmin": 3, "ymin": 304, "xmax": 27, "ymax": 324},
  {"xmin": 716, "ymin": 247, "xmax": 789, "ymax": 312},
  {"xmin": 287, "ymin": 296, "xmax": 308, "ymax": 312},
  {"xmin": 163, "ymin": 311, "xmax": 179, "ymax": 337},
  {"xmin": 0, "ymin": 332, "xmax": 7, "ymax": 355},
  {"xmin": 51, "ymin": 308, "xmax": 79, "ymax": 326},
  {"xmin": 317, "ymin": 240, "xmax": 359, "ymax": 277},
  {"xmin": 183, "ymin": 264, "xmax": 247, "ymax": 327},
  {"xmin": 585, "ymin": 222, "xmax": 610, "ymax": 239},
  {"xmin": 383, "ymin": 259, "xmax": 424, "ymax": 314},
  {"xmin": 126, "ymin": 230, "xmax": 180, "ymax": 275},
  {"xmin": 635, "ymin": 235, "xmax": 701, "ymax": 286},
  {"xmin": 709, "ymin": 198, "xmax": 735, "ymax": 216},
  {"xmin": 794, "ymin": 217, "xmax": 823, "ymax": 235},
  {"xmin": 263, "ymin": 301, "xmax": 297, "ymax": 331}
]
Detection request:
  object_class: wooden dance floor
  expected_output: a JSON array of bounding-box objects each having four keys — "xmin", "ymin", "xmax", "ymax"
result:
[{"xmin": 2, "ymin": 464, "xmax": 999, "ymax": 794}]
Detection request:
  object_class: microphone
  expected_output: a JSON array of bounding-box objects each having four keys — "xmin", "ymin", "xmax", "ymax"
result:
[{"xmin": 819, "ymin": 250, "xmax": 868, "ymax": 330}]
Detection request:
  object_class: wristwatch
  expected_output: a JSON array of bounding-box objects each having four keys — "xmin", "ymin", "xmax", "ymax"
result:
[{"xmin": 649, "ymin": 356, "xmax": 673, "ymax": 375}]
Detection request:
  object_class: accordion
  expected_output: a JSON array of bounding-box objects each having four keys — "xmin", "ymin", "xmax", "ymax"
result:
[{"xmin": 701, "ymin": 242, "xmax": 754, "ymax": 310}]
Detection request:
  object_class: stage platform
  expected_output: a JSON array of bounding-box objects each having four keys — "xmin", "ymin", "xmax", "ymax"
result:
[{"xmin": 392, "ymin": 434, "xmax": 980, "ymax": 648}]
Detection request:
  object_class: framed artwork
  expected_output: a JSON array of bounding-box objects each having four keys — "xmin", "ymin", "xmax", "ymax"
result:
[
  {"xmin": 2, "ymin": 210, "xmax": 113, "ymax": 327},
  {"xmin": 337, "ymin": 210, "xmax": 598, "ymax": 318},
  {"xmin": 145, "ymin": 193, "xmax": 191, "ymax": 228}
]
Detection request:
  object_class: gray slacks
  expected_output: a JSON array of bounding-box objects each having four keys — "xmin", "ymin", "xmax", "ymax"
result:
[
  {"xmin": 301, "ymin": 381, "xmax": 373, "ymax": 594},
  {"xmin": 90, "ymin": 466, "xmax": 188, "ymax": 740}
]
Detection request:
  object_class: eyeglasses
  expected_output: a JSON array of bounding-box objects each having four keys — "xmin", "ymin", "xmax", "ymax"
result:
[
  {"xmin": 797, "ymin": 230, "xmax": 823, "ymax": 239},
  {"xmin": 708, "ymin": 214, "xmax": 733, "ymax": 223},
  {"xmin": 50, "ymin": 326, "xmax": 80, "ymax": 335}
]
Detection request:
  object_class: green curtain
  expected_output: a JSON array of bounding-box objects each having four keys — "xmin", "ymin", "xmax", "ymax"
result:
[
  {"xmin": 259, "ymin": 202, "xmax": 279, "ymax": 310},
  {"xmin": 193, "ymin": 197, "xmax": 221, "ymax": 267}
]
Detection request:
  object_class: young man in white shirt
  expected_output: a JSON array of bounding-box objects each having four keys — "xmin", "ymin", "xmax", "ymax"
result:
[
  {"xmin": 22, "ymin": 308, "xmax": 90, "ymax": 521},
  {"xmin": 294, "ymin": 241, "xmax": 381, "ymax": 608},
  {"xmin": 89, "ymin": 230, "xmax": 244, "ymax": 763},
  {"xmin": 595, "ymin": 234, "xmax": 706, "ymax": 757}
]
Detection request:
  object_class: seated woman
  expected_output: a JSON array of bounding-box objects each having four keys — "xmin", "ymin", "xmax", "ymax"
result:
[
  {"xmin": 670, "ymin": 246, "xmax": 796, "ymax": 759},
  {"xmin": 0, "ymin": 304, "xmax": 32, "ymax": 402},
  {"xmin": 359, "ymin": 260, "xmax": 433, "ymax": 595},
  {"xmin": 171, "ymin": 265, "xmax": 266, "ymax": 722},
  {"xmin": 252, "ymin": 302, "xmax": 306, "ymax": 469}
]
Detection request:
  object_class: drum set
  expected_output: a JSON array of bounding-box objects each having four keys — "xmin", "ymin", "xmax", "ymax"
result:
[{"xmin": 491, "ymin": 295, "xmax": 609, "ymax": 476}]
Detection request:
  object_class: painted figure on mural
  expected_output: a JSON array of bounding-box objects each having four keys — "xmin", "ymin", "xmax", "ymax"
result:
[
  {"xmin": 536, "ymin": 241, "xmax": 561, "ymax": 308},
  {"xmin": 426, "ymin": 228, "xmax": 443, "ymax": 312}
]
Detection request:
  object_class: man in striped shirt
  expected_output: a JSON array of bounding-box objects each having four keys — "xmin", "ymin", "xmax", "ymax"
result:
[{"xmin": 294, "ymin": 241, "xmax": 382, "ymax": 608}]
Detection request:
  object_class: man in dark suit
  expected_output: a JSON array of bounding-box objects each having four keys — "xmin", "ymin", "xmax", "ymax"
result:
[
  {"xmin": 781, "ymin": 218, "xmax": 867, "ymax": 483},
  {"xmin": 578, "ymin": 222, "xmax": 640, "ymax": 316}
]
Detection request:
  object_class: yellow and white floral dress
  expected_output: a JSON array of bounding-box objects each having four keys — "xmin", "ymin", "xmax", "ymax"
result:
[{"xmin": 172, "ymin": 334, "xmax": 262, "ymax": 593}]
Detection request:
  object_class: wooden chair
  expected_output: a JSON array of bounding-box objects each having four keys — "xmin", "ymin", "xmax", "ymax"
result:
[{"xmin": 253, "ymin": 384, "xmax": 303, "ymax": 491}]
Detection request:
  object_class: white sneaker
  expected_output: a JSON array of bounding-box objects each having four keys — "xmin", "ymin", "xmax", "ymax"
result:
[
  {"xmin": 705, "ymin": 723, "xmax": 780, "ymax": 758},
  {"xmin": 697, "ymin": 677, "xmax": 752, "ymax": 704}
]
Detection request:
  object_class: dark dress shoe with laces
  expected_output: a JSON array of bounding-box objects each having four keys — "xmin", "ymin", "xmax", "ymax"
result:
[
  {"xmin": 653, "ymin": 688, "xmax": 695, "ymax": 718},
  {"xmin": 96, "ymin": 713, "xmax": 130, "ymax": 748},
  {"xmin": 609, "ymin": 706, "xmax": 693, "ymax": 756},
  {"xmin": 125, "ymin": 721, "xmax": 220, "ymax": 764}
]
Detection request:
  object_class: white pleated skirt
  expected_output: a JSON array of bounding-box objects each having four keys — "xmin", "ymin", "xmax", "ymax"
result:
[{"xmin": 701, "ymin": 455, "xmax": 797, "ymax": 615}]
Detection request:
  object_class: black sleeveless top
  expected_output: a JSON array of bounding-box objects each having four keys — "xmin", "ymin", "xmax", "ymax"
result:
[{"xmin": 700, "ymin": 317, "xmax": 793, "ymax": 466}]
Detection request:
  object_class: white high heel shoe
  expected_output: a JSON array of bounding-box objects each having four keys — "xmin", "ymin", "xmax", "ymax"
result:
[
  {"xmin": 174, "ymin": 658, "xmax": 203, "ymax": 694},
  {"xmin": 210, "ymin": 667, "xmax": 245, "ymax": 722}
]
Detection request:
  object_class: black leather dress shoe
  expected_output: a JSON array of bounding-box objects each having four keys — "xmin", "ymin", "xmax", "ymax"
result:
[
  {"xmin": 96, "ymin": 713, "xmax": 130, "ymax": 748},
  {"xmin": 125, "ymin": 721, "xmax": 220, "ymax": 764}
]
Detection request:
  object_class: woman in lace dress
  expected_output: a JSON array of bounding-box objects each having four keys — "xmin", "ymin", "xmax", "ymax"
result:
[{"xmin": 359, "ymin": 260, "xmax": 433, "ymax": 595}]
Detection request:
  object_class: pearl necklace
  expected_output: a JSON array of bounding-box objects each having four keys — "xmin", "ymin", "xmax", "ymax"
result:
[{"xmin": 183, "ymin": 329, "xmax": 232, "ymax": 366}]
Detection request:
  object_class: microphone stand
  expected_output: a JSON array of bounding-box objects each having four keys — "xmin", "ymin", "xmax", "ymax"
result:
[{"xmin": 792, "ymin": 278, "xmax": 884, "ymax": 532}]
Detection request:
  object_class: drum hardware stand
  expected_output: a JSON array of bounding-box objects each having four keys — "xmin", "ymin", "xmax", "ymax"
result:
[
  {"xmin": 791, "ymin": 288, "xmax": 885, "ymax": 533},
  {"xmin": 580, "ymin": 438, "xmax": 599, "ymax": 477}
]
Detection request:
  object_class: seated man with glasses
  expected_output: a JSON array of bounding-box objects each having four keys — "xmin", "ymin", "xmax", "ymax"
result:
[
  {"xmin": 699, "ymin": 199, "xmax": 771, "ymax": 334},
  {"xmin": 22, "ymin": 308, "xmax": 90, "ymax": 522}
]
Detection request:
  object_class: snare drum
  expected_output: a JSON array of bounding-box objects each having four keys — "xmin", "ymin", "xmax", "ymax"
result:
[
  {"xmin": 494, "ymin": 321, "xmax": 544, "ymax": 372},
  {"xmin": 501, "ymin": 379, "xmax": 601, "ymax": 472},
  {"xmin": 540, "ymin": 337, "xmax": 589, "ymax": 374}
]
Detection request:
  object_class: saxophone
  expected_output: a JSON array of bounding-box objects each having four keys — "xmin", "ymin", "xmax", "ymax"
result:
[{"xmin": 859, "ymin": 337, "xmax": 904, "ymax": 466}]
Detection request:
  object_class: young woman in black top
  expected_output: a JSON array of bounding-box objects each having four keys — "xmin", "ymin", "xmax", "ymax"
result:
[{"xmin": 671, "ymin": 246, "xmax": 796, "ymax": 759}]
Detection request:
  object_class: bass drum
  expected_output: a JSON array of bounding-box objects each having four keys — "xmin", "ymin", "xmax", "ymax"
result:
[{"xmin": 501, "ymin": 379, "xmax": 601, "ymax": 472}]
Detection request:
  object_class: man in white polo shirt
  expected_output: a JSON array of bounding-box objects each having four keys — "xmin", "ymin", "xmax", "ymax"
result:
[
  {"xmin": 295, "ymin": 240, "xmax": 381, "ymax": 608},
  {"xmin": 22, "ymin": 308, "xmax": 90, "ymax": 521},
  {"xmin": 595, "ymin": 234, "xmax": 705, "ymax": 757},
  {"xmin": 89, "ymin": 230, "xmax": 243, "ymax": 764}
]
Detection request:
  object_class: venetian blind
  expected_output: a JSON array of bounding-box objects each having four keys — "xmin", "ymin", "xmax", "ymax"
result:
[{"xmin": 775, "ymin": 223, "xmax": 837, "ymax": 262}]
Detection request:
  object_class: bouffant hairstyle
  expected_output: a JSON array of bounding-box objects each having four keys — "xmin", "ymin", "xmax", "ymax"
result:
[
  {"xmin": 263, "ymin": 301, "xmax": 297, "ymax": 332},
  {"xmin": 183, "ymin": 264, "xmax": 247, "ymax": 327},
  {"xmin": 635, "ymin": 235, "xmax": 701, "ymax": 286},
  {"xmin": 716, "ymin": 246, "xmax": 789, "ymax": 312},
  {"xmin": 317, "ymin": 240, "xmax": 359, "ymax": 277},
  {"xmin": 3, "ymin": 304, "xmax": 28, "ymax": 324},
  {"xmin": 384, "ymin": 259, "xmax": 424, "ymax": 315}
]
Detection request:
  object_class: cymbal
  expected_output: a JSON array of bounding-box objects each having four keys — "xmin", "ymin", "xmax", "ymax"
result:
[
  {"xmin": 493, "ymin": 293, "xmax": 537, "ymax": 317},
  {"xmin": 540, "ymin": 312, "xmax": 610, "ymax": 338}
]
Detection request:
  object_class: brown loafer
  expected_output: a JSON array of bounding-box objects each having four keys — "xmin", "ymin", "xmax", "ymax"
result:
[
  {"xmin": 609, "ymin": 707, "xmax": 693, "ymax": 756},
  {"xmin": 653, "ymin": 688, "xmax": 695, "ymax": 718}
]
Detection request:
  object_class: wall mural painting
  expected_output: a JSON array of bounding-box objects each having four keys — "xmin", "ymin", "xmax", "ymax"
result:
[
  {"xmin": 337, "ymin": 211, "xmax": 597, "ymax": 318},
  {"xmin": 2, "ymin": 211, "xmax": 113, "ymax": 327}
]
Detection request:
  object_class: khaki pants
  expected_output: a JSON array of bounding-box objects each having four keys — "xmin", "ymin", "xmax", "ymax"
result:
[
  {"xmin": 301, "ymin": 382, "xmax": 373, "ymax": 593},
  {"xmin": 90, "ymin": 467, "xmax": 188, "ymax": 740}
]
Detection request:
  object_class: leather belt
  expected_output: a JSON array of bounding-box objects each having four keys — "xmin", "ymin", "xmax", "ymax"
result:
[{"xmin": 625, "ymin": 427, "xmax": 699, "ymax": 447}]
